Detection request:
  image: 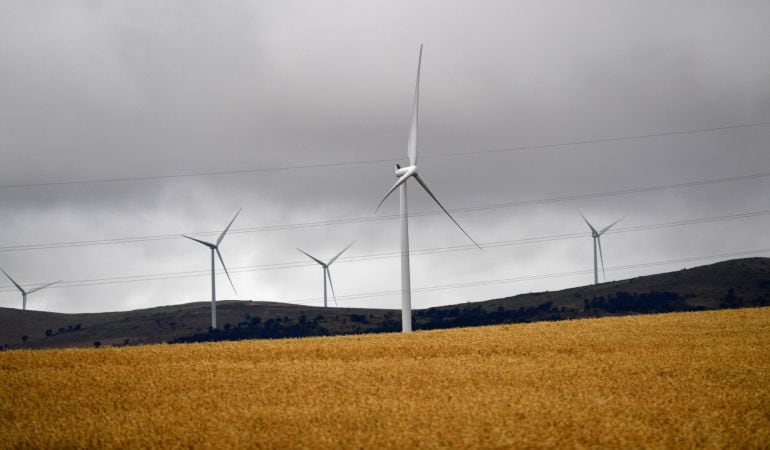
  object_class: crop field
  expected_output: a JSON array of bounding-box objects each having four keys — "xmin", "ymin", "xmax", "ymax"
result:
[{"xmin": 1, "ymin": 308, "xmax": 769, "ymax": 448}]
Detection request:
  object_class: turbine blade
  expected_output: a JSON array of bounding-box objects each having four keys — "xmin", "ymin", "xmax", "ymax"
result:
[
  {"xmin": 413, "ymin": 174, "xmax": 483, "ymax": 250},
  {"xmin": 599, "ymin": 217, "xmax": 624, "ymax": 236},
  {"xmin": 181, "ymin": 234, "xmax": 215, "ymax": 248},
  {"xmin": 407, "ymin": 44, "xmax": 422, "ymax": 166},
  {"xmin": 26, "ymin": 280, "xmax": 61, "ymax": 294},
  {"xmin": 578, "ymin": 211, "xmax": 598, "ymax": 234},
  {"xmin": 375, "ymin": 172, "xmax": 412, "ymax": 213},
  {"xmin": 297, "ymin": 248, "xmax": 325, "ymax": 267},
  {"xmin": 217, "ymin": 208, "xmax": 242, "ymax": 246},
  {"xmin": 216, "ymin": 249, "xmax": 237, "ymax": 295},
  {"xmin": 0, "ymin": 267, "xmax": 25, "ymax": 294},
  {"xmin": 326, "ymin": 268, "xmax": 338, "ymax": 307},
  {"xmin": 327, "ymin": 241, "xmax": 355, "ymax": 266},
  {"xmin": 597, "ymin": 237, "xmax": 606, "ymax": 281}
]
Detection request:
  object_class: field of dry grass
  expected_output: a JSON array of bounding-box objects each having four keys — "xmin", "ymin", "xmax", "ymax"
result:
[{"xmin": 1, "ymin": 307, "xmax": 769, "ymax": 448}]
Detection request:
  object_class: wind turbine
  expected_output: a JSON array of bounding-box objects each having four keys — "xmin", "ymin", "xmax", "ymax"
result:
[
  {"xmin": 579, "ymin": 212, "xmax": 622, "ymax": 285},
  {"xmin": 297, "ymin": 241, "xmax": 355, "ymax": 309},
  {"xmin": 182, "ymin": 208, "xmax": 241, "ymax": 329},
  {"xmin": 375, "ymin": 45, "xmax": 482, "ymax": 333},
  {"xmin": 0, "ymin": 267, "xmax": 60, "ymax": 311}
]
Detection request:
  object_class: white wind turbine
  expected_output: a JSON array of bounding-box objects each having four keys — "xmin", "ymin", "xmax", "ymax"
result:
[
  {"xmin": 375, "ymin": 45, "xmax": 482, "ymax": 333},
  {"xmin": 297, "ymin": 241, "xmax": 355, "ymax": 309},
  {"xmin": 0, "ymin": 267, "xmax": 60, "ymax": 311},
  {"xmin": 182, "ymin": 208, "xmax": 241, "ymax": 329},
  {"xmin": 579, "ymin": 212, "xmax": 622, "ymax": 285}
]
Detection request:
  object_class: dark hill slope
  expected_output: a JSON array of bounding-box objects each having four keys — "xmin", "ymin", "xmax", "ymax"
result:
[
  {"xmin": 0, "ymin": 301, "xmax": 394, "ymax": 349},
  {"xmin": 411, "ymin": 257, "xmax": 769, "ymax": 330},
  {"xmin": 469, "ymin": 256, "xmax": 770, "ymax": 312},
  {"xmin": 1, "ymin": 257, "xmax": 768, "ymax": 350}
]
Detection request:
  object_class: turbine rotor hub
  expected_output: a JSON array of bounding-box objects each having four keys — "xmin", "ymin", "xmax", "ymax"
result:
[{"xmin": 394, "ymin": 164, "xmax": 417, "ymax": 177}]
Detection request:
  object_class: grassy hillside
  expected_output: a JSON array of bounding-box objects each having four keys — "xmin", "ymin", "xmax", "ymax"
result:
[
  {"xmin": 1, "ymin": 308, "xmax": 768, "ymax": 448},
  {"xmin": 1, "ymin": 257, "xmax": 769, "ymax": 349}
]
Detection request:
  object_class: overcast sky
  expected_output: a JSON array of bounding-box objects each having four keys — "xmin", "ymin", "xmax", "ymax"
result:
[{"xmin": 1, "ymin": 0, "xmax": 769, "ymax": 313}]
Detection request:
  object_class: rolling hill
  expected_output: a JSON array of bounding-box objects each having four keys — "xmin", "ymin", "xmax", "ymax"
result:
[{"xmin": 1, "ymin": 257, "xmax": 768, "ymax": 350}]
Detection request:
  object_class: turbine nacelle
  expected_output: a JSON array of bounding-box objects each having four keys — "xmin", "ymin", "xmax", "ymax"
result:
[{"xmin": 394, "ymin": 164, "xmax": 416, "ymax": 178}]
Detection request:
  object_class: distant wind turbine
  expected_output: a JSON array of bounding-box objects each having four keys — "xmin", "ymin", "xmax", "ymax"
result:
[
  {"xmin": 0, "ymin": 267, "xmax": 60, "ymax": 311},
  {"xmin": 182, "ymin": 208, "xmax": 241, "ymax": 329},
  {"xmin": 375, "ymin": 45, "xmax": 482, "ymax": 333},
  {"xmin": 297, "ymin": 241, "xmax": 355, "ymax": 309},
  {"xmin": 579, "ymin": 212, "xmax": 622, "ymax": 285}
]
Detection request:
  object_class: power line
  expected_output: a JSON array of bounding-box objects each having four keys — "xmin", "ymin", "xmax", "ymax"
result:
[
  {"xmin": 2, "ymin": 169, "xmax": 768, "ymax": 253},
  {"xmin": 434, "ymin": 121, "xmax": 770, "ymax": 159},
  {"xmin": 448, "ymin": 171, "xmax": 770, "ymax": 214},
  {"xmin": 285, "ymin": 248, "xmax": 770, "ymax": 306},
  {"xmin": 2, "ymin": 208, "xmax": 768, "ymax": 293},
  {"xmin": 1, "ymin": 120, "xmax": 767, "ymax": 190},
  {"xmin": 5, "ymin": 247, "xmax": 766, "ymax": 308}
]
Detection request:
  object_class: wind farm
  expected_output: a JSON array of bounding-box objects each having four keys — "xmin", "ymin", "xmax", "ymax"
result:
[
  {"xmin": 0, "ymin": 43, "xmax": 767, "ymax": 339},
  {"xmin": 0, "ymin": 39, "xmax": 767, "ymax": 321},
  {"xmin": 2, "ymin": 2, "xmax": 770, "ymax": 448}
]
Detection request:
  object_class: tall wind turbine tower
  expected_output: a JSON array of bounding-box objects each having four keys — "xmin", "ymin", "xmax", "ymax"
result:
[
  {"xmin": 182, "ymin": 208, "xmax": 241, "ymax": 329},
  {"xmin": 580, "ymin": 212, "xmax": 622, "ymax": 285},
  {"xmin": 297, "ymin": 241, "xmax": 355, "ymax": 308},
  {"xmin": 375, "ymin": 45, "xmax": 482, "ymax": 333},
  {"xmin": 0, "ymin": 267, "xmax": 60, "ymax": 310}
]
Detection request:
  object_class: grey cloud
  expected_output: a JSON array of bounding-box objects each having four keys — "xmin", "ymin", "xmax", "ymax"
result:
[{"xmin": 1, "ymin": 0, "xmax": 769, "ymax": 313}]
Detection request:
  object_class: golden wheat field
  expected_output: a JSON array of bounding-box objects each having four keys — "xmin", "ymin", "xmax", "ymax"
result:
[{"xmin": 1, "ymin": 308, "xmax": 769, "ymax": 449}]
